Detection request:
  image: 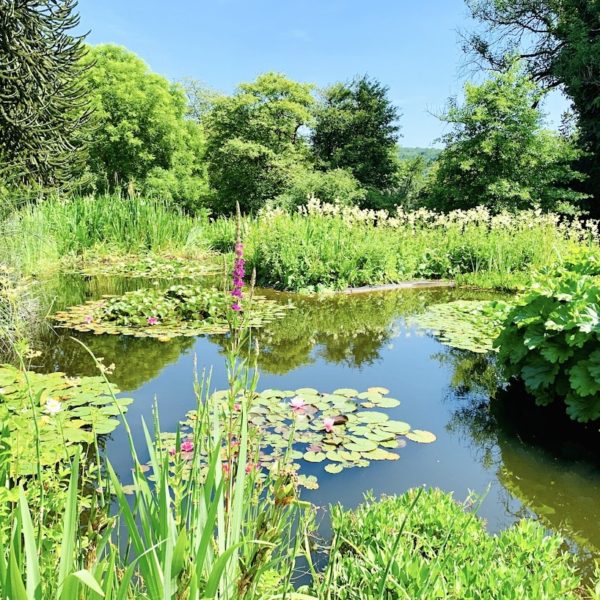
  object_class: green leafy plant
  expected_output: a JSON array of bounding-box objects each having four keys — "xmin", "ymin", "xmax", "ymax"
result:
[
  {"xmin": 160, "ymin": 386, "xmax": 436, "ymax": 490},
  {"xmin": 413, "ymin": 299, "xmax": 510, "ymax": 353},
  {"xmin": 53, "ymin": 284, "xmax": 292, "ymax": 339},
  {"xmin": 310, "ymin": 488, "xmax": 583, "ymax": 599},
  {"xmin": 495, "ymin": 256, "xmax": 600, "ymax": 422},
  {"xmin": 0, "ymin": 363, "xmax": 131, "ymax": 475}
]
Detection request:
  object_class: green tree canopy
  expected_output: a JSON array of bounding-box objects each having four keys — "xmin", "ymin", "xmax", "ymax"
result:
[
  {"xmin": 464, "ymin": 0, "xmax": 600, "ymax": 205},
  {"xmin": 82, "ymin": 44, "xmax": 207, "ymax": 208},
  {"xmin": 205, "ymin": 72, "xmax": 315, "ymax": 214},
  {"xmin": 0, "ymin": 0, "xmax": 89, "ymax": 188},
  {"xmin": 429, "ymin": 64, "xmax": 586, "ymax": 212},
  {"xmin": 311, "ymin": 76, "xmax": 401, "ymax": 190}
]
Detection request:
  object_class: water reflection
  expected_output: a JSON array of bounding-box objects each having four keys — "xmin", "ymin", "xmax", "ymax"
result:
[
  {"xmin": 8, "ymin": 273, "xmax": 600, "ymax": 570},
  {"xmin": 443, "ymin": 349, "xmax": 600, "ymax": 567}
]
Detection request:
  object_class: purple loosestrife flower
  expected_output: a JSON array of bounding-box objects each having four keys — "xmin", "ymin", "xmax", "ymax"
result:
[{"xmin": 231, "ymin": 208, "xmax": 245, "ymax": 311}]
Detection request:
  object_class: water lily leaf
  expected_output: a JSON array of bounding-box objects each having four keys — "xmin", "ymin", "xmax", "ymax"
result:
[
  {"xmin": 368, "ymin": 387, "xmax": 390, "ymax": 394},
  {"xmin": 405, "ymin": 430, "xmax": 437, "ymax": 444},
  {"xmin": 355, "ymin": 411, "xmax": 388, "ymax": 424},
  {"xmin": 324, "ymin": 463, "xmax": 344, "ymax": 474},
  {"xmin": 303, "ymin": 451, "xmax": 327, "ymax": 463},
  {"xmin": 381, "ymin": 421, "xmax": 411, "ymax": 435},
  {"xmin": 333, "ymin": 388, "xmax": 358, "ymax": 397},
  {"xmin": 345, "ymin": 439, "xmax": 378, "ymax": 452},
  {"xmin": 364, "ymin": 448, "xmax": 400, "ymax": 461}
]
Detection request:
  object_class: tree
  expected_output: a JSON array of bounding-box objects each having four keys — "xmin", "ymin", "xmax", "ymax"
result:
[
  {"xmin": 428, "ymin": 64, "xmax": 586, "ymax": 212},
  {"xmin": 81, "ymin": 45, "xmax": 207, "ymax": 209},
  {"xmin": 311, "ymin": 76, "xmax": 401, "ymax": 189},
  {"xmin": 464, "ymin": 0, "xmax": 600, "ymax": 204},
  {"xmin": 205, "ymin": 72, "xmax": 314, "ymax": 214},
  {"xmin": 0, "ymin": 0, "xmax": 89, "ymax": 188}
]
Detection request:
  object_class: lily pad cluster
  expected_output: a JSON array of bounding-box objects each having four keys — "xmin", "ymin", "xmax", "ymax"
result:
[
  {"xmin": 168, "ymin": 386, "xmax": 436, "ymax": 489},
  {"xmin": 53, "ymin": 284, "xmax": 292, "ymax": 340},
  {"xmin": 413, "ymin": 300, "xmax": 510, "ymax": 353},
  {"xmin": 63, "ymin": 253, "xmax": 219, "ymax": 279},
  {"xmin": 0, "ymin": 364, "xmax": 131, "ymax": 476}
]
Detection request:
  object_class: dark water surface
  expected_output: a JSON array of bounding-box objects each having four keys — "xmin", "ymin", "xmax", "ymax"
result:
[{"xmin": 33, "ymin": 275, "xmax": 600, "ymax": 573}]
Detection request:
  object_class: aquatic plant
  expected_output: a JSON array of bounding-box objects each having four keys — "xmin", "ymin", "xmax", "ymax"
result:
[
  {"xmin": 62, "ymin": 252, "xmax": 219, "ymax": 279},
  {"xmin": 0, "ymin": 363, "xmax": 131, "ymax": 476},
  {"xmin": 52, "ymin": 284, "xmax": 292, "ymax": 340},
  {"xmin": 413, "ymin": 300, "xmax": 510, "ymax": 353},
  {"xmin": 160, "ymin": 386, "xmax": 436, "ymax": 488}
]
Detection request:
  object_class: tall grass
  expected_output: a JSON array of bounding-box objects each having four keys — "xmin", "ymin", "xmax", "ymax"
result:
[
  {"xmin": 203, "ymin": 202, "xmax": 600, "ymax": 292},
  {"xmin": 0, "ymin": 195, "xmax": 204, "ymax": 275}
]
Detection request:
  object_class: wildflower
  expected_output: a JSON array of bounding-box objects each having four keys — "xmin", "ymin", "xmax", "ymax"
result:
[
  {"xmin": 233, "ymin": 403, "xmax": 242, "ymax": 412},
  {"xmin": 84, "ymin": 315, "xmax": 93, "ymax": 324},
  {"xmin": 245, "ymin": 462, "xmax": 259, "ymax": 474},
  {"xmin": 44, "ymin": 397, "xmax": 62, "ymax": 416},
  {"xmin": 180, "ymin": 439, "xmax": 194, "ymax": 453},
  {"xmin": 222, "ymin": 462, "xmax": 231, "ymax": 475},
  {"xmin": 231, "ymin": 204, "xmax": 245, "ymax": 311},
  {"xmin": 323, "ymin": 417, "xmax": 335, "ymax": 433},
  {"xmin": 289, "ymin": 396, "xmax": 306, "ymax": 412},
  {"xmin": 147, "ymin": 316, "xmax": 159, "ymax": 326}
]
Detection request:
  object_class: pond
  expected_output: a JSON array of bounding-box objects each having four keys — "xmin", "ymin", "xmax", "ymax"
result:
[{"xmin": 31, "ymin": 274, "xmax": 600, "ymax": 575}]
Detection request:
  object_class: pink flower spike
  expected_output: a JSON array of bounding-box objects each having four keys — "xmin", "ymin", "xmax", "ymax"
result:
[
  {"xmin": 231, "ymin": 303, "xmax": 242, "ymax": 312},
  {"xmin": 84, "ymin": 315, "xmax": 93, "ymax": 324},
  {"xmin": 147, "ymin": 316, "xmax": 159, "ymax": 326},
  {"xmin": 222, "ymin": 462, "xmax": 231, "ymax": 475},
  {"xmin": 323, "ymin": 417, "xmax": 335, "ymax": 433},
  {"xmin": 290, "ymin": 396, "xmax": 306, "ymax": 411},
  {"xmin": 180, "ymin": 439, "xmax": 194, "ymax": 453},
  {"xmin": 245, "ymin": 462, "xmax": 256, "ymax": 474}
]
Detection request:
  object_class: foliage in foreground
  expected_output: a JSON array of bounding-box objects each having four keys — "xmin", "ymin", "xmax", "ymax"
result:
[
  {"xmin": 313, "ymin": 488, "xmax": 584, "ymax": 599},
  {"xmin": 496, "ymin": 254, "xmax": 600, "ymax": 422}
]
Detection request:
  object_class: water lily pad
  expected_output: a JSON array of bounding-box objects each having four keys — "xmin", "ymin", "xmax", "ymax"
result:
[
  {"xmin": 333, "ymin": 388, "xmax": 359, "ymax": 397},
  {"xmin": 324, "ymin": 463, "xmax": 344, "ymax": 474},
  {"xmin": 405, "ymin": 430, "xmax": 437, "ymax": 444},
  {"xmin": 303, "ymin": 451, "xmax": 327, "ymax": 463}
]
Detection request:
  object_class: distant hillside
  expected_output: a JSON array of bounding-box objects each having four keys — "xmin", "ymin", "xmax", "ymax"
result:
[{"xmin": 398, "ymin": 147, "xmax": 442, "ymax": 164}]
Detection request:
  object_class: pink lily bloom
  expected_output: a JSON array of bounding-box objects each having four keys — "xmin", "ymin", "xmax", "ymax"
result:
[
  {"xmin": 290, "ymin": 396, "xmax": 306, "ymax": 411},
  {"xmin": 147, "ymin": 316, "xmax": 159, "ymax": 325},
  {"xmin": 84, "ymin": 315, "xmax": 93, "ymax": 324},
  {"xmin": 323, "ymin": 417, "xmax": 335, "ymax": 433},
  {"xmin": 180, "ymin": 439, "xmax": 194, "ymax": 453}
]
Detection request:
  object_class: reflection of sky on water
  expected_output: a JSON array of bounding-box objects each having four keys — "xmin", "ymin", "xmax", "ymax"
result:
[{"xmin": 35, "ymin": 276, "xmax": 600, "ymax": 570}]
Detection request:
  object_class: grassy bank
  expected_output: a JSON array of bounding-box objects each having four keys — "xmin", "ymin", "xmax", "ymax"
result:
[
  {"xmin": 206, "ymin": 201, "xmax": 599, "ymax": 292},
  {"xmin": 0, "ymin": 195, "xmax": 204, "ymax": 276}
]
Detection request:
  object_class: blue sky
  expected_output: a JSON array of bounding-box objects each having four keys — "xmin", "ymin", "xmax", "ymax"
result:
[{"xmin": 76, "ymin": 0, "xmax": 569, "ymax": 147}]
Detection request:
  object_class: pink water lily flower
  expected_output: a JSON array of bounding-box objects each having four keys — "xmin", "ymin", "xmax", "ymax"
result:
[
  {"xmin": 290, "ymin": 396, "xmax": 306, "ymax": 412},
  {"xmin": 147, "ymin": 316, "xmax": 159, "ymax": 326},
  {"xmin": 84, "ymin": 315, "xmax": 93, "ymax": 324},
  {"xmin": 180, "ymin": 439, "xmax": 194, "ymax": 453},
  {"xmin": 323, "ymin": 417, "xmax": 335, "ymax": 433}
]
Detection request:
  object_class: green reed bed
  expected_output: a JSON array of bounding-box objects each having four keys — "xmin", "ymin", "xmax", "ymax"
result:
[
  {"xmin": 0, "ymin": 195, "xmax": 204, "ymax": 275},
  {"xmin": 204, "ymin": 201, "xmax": 599, "ymax": 293}
]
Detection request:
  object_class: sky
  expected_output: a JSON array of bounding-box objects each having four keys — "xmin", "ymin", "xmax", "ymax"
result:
[{"xmin": 76, "ymin": 0, "xmax": 569, "ymax": 148}]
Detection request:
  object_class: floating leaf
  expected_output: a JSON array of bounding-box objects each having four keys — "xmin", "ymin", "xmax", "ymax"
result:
[
  {"xmin": 303, "ymin": 451, "xmax": 327, "ymax": 463},
  {"xmin": 324, "ymin": 463, "xmax": 344, "ymax": 474},
  {"xmin": 405, "ymin": 430, "xmax": 437, "ymax": 444}
]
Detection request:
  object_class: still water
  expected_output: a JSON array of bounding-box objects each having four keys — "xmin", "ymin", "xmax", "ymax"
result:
[{"xmin": 33, "ymin": 274, "xmax": 600, "ymax": 572}]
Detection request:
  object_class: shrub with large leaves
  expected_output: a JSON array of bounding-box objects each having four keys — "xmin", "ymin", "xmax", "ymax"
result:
[{"xmin": 495, "ymin": 256, "xmax": 600, "ymax": 422}]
